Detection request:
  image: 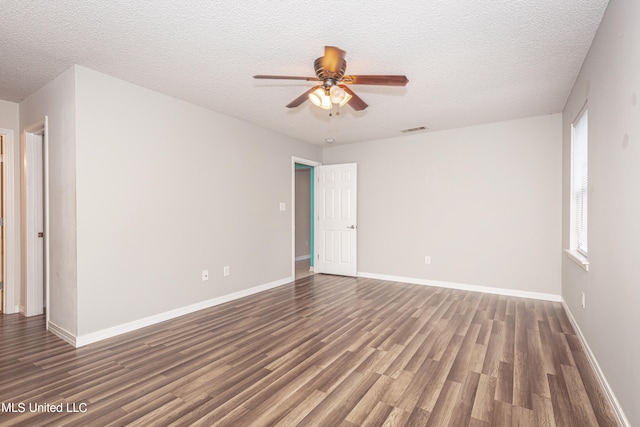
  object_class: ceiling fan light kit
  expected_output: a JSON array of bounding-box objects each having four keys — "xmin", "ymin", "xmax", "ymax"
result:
[
  {"xmin": 254, "ymin": 46, "xmax": 408, "ymax": 114},
  {"xmin": 308, "ymin": 86, "xmax": 351, "ymax": 110},
  {"xmin": 329, "ymin": 85, "xmax": 350, "ymax": 105}
]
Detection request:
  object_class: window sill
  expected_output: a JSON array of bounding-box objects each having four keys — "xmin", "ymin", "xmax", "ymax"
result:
[{"xmin": 565, "ymin": 249, "xmax": 589, "ymax": 271}]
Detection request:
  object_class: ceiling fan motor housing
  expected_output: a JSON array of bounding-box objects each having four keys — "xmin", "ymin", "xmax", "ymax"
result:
[{"xmin": 314, "ymin": 57, "xmax": 347, "ymax": 83}]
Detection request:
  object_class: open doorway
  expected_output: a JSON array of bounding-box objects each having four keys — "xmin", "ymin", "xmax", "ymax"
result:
[
  {"xmin": 295, "ymin": 164, "xmax": 313, "ymax": 280},
  {"xmin": 291, "ymin": 157, "xmax": 321, "ymax": 280},
  {"xmin": 291, "ymin": 158, "xmax": 359, "ymax": 279}
]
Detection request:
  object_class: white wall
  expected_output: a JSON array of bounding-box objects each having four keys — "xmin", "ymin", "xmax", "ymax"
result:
[
  {"xmin": 0, "ymin": 100, "xmax": 19, "ymax": 148},
  {"xmin": 0, "ymin": 100, "xmax": 19, "ymax": 133},
  {"xmin": 324, "ymin": 114, "xmax": 562, "ymax": 296},
  {"xmin": 0, "ymin": 100, "xmax": 20, "ymax": 313},
  {"xmin": 73, "ymin": 66, "xmax": 321, "ymax": 335},
  {"xmin": 19, "ymin": 67, "xmax": 78, "ymax": 335},
  {"xmin": 562, "ymin": 0, "xmax": 638, "ymax": 423}
]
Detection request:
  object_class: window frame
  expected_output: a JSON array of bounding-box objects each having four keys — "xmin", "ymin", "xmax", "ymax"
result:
[{"xmin": 567, "ymin": 104, "xmax": 589, "ymax": 270}]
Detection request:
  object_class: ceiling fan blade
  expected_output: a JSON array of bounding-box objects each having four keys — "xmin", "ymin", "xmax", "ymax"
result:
[
  {"xmin": 342, "ymin": 75, "xmax": 409, "ymax": 86},
  {"xmin": 340, "ymin": 85, "xmax": 368, "ymax": 111},
  {"xmin": 286, "ymin": 86, "xmax": 321, "ymax": 108},
  {"xmin": 254, "ymin": 75, "xmax": 320, "ymax": 81},
  {"xmin": 321, "ymin": 46, "xmax": 347, "ymax": 74}
]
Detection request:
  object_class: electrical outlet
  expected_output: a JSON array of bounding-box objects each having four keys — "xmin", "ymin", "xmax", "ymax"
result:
[
  {"xmin": 424, "ymin": 256, "xmax": 431, "ymax": 265},
  {"xmin": 223, "ymin": 266, "xmax": 230, "ymax": 277},
  {"xmin": 581, "ymin": 292, "xmax": 586, "ymax": 308},
  {"xmin": 202, "ymin": 270, "xmax": 209, "ymax": 281}
]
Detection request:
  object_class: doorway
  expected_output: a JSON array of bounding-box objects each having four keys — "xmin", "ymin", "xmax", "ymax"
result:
[
  {"xmin": 291, "ymin": 158, "xmax": 359, "ymax": 279},
  {"xmin": 291, "ymin": 157, "xmax": 321, "ymax": 280},
  {"xmin": 295, "ymin": 164, "xmax": 314, "ymax": 280}
]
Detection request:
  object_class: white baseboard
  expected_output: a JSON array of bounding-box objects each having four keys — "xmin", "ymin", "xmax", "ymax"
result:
[
  {"xmin": 295, "ymin": 254, "xmax": 310, "ymax": 261},
  {"xmin": 74, "ymin": 276, "xmax": 293, "ymax": 348},
  {"xmin": 357, "ymin": 272, "xmax": 562, "ymax": 302},
  {"xmin": 561, "ymin": 299, "xmax": 630, "ymax": 426},
  {"xmin": 47, "ymin": 321, "xmax": 77, "ymax": 347}
]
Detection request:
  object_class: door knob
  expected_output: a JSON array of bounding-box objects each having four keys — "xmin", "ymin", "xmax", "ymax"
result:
[{"xmin": 347, "ymin": 225, "xmax": 356, "ymax": 229}]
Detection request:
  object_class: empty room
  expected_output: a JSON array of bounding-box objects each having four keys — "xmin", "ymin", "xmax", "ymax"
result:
[{"xmin": 0, "ymin": 0, "xmax": 637, "ymax": 425}]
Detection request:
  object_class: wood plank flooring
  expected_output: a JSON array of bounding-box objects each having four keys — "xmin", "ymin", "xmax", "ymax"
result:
[{"xmin": 0, "ymin": 275, "xmax": 618, "ymax": 426}]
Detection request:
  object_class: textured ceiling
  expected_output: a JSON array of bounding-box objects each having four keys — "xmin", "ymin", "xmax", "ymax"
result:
[{"xmin": 0, "ymin": 0, "xmax": 609, "ymax": 145}]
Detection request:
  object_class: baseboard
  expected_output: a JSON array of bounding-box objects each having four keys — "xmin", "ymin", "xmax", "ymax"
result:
[
  {"xmin": 357, "ymin": 272, "xmax": 562, "ymax": 302},
  {"xmin": 47, "ymin": 321, "xmax": 77, "ymax": 347},
  {"xmin": 561, "ymin": 299, "xmax": 630, "ymax": 426},
  {"xmin": 295, "ymin": 254, "xmax": 311, "ymax": 261},
  {"xmin": 75, "ymin": 276, "xmax": 293, "ymax": 348}
]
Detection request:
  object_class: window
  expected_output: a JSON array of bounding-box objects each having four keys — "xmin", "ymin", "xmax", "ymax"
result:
[{"xmin": 568, "ymin": 106, "xmax": 589, "ymax": 269}]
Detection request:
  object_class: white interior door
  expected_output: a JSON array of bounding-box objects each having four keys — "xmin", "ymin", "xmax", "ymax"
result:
[
  {"xmin": 24, "ymin": 131, "xmax": 44, "ymax": 317},
  {"xmin": 316, "ymin": 163, "xmax": 357, "ymax": 276}
]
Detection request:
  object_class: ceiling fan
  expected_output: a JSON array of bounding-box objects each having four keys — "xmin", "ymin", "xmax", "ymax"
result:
[{"xmin": 254, "ymin": 46, "xmax": 408, "ymax": 112}]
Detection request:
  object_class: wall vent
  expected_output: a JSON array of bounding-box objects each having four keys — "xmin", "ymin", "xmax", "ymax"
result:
[{"xmin": 400, "ymin": 126, "xmax": 428, "ymax": 133}]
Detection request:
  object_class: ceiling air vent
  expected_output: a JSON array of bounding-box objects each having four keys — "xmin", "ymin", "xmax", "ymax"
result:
[{"xmin": 400, "ymin": 126, "xmax": 428, "ymax": 133}]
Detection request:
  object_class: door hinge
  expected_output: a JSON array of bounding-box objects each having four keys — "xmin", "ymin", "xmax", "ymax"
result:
[{"xmin": 0, "ymin": 218, "xmax": 3, "ymax": 226}]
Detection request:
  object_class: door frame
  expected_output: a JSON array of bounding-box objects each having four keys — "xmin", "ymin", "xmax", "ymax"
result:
[
  {"xmin": 22, "ymin": 118, "xmax": 50, "ymax": 323},
  {"xmin": 0, "ymin": 128, "xmax": 16, "ymax": 314},
  {"xmin": 291, "ymin": 156, "xmax": 321, "ymax": 279}
]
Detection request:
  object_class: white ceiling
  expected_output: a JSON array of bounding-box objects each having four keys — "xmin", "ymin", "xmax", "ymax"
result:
[{"xmin": 1, "ymin": 0, "xmax": 609, "ymax": 145}]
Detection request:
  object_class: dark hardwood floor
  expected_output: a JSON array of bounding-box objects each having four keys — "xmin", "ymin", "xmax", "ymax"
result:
[{"xmin": 0, "ymin": 275, "xmax": 618, "ymax": 426}]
